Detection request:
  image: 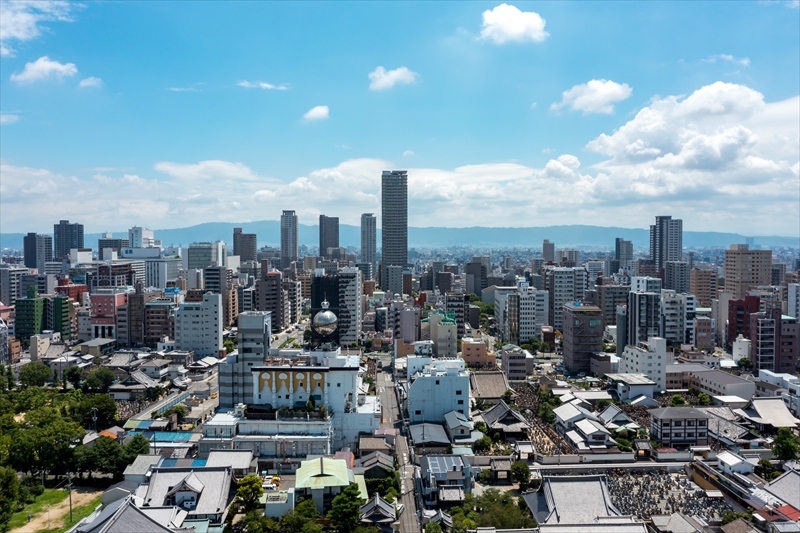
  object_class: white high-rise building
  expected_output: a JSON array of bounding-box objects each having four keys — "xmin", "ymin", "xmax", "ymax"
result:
[
  {"xmin": 631, "ymin": 276, "xmax": 662, "ymax": 293},
  {"xmin": 660, "ymin": 291, "xmax": 697, "ymax": 346},
  {"xmin": 0, "ymin": 267, "xmax": 29, "ymax": 306},
  {"xmin": 128, "ymin": 226, "xmax": 160, "ymax": 248},
  {"xmin": 145, "ymin": 258, "xmax": 181, "ymax": 288},
  {"xmin": 337, "ymin": 267, "xmax": 363, "ymax": 346},
  {"xmin": 789, "ymin": 284, "xmax": 800, "ymax": 320},
  {"xmin": 518, "ymin": 284, "xmax": 549, "ymax": 344},
  {"xmin": 586, "ymin": 260, "xmax": 605, "ymax": 289},
  {"xmin": 219, "ymin": 311, "xmax": 271, "ymax": 409},
  {"xmin": 546, "ymin": 267, "xmax": 588, "ymax": 332},
  {"xmin": 174, "ymin": 292, "xmax": 223, "ymax": 357}
]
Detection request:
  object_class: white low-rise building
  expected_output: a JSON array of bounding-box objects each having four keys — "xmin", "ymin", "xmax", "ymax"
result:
[
  {"xmin": 406, "ymin": 357, "xmax": 470, "ymax": 424},
  {"xmin": 620, "ymin": 337, "xmax": 667, "ymax": 390}
]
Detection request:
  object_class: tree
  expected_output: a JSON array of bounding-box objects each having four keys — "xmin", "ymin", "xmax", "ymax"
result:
[
  {"xmin": 473, "ymin": 489, "xmax": 537, "ymax": 529},
  {"xmin": 510, "ymin": 461, "xmax": 530, "ymax": 485},
  {"xmin": 502, "ymin": 390, "xmax": 514, "ymax": 404},
  {"xmin": 5, "ymin": 366, "xmax": 14, "ymax": 390},
  {"xmin": 85, "ymin": 436, "xmax": 127, "ymax": 478},
  {"xmin": 124, "ymin": 433, "xmax": 151, "ymax": 460},
  {"xmin": 280, "ymin": 498, "xmax": 320, "ymax": 532},
  {"xmin": 697, "ymin": 392, "xmax": 711, "ymax": 406},
  {"xmin": 738, "ymin": 357, "xmax": 753, "ymax": 370},
  {"xmin": 425, "ymin": 522, "xmax": 443, "ymax": 533},
  {"xmin": 80, "ymin": 394, "xmax": 118, "ymax": 430},
  {"xmin": 327, "ymin": 483, "xmax": 365, "ymax": 533},
  {"xmin": 773, "ymin": 428, "xmax": 799, "ymax": 462},
  {"xmin": 223, "ymin": 339, "xmax": 235, "ymax": 354},
  {"xmin": 19, "ymin": 362, "xmax": 52, "ymax": 388},
  {"xmin": 0, "ymin": 466, "xmax": 19, "ymax": 532},
  {"xmin": 65, "ymin": 366, "xmax": 83, "ymax": 390},
  {"xmin": 85, "ymin": 368, "xmax": 116, "ymax": 393},
  {"xmin": 669, "ymin": 394, "xmax": 687, "ymax": 407},
  {"xmin": 235, "ymin": 474, "xmax": 264, "ymax": 511},
  {"xmin": 473, "ymin": 436, "xmax": 492, "ymax": 453}
]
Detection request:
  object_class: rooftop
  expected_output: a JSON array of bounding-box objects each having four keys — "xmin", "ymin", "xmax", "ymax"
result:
[{"xmin": 605, "ymin": 373, "xmax": 656, "ymax": 386}]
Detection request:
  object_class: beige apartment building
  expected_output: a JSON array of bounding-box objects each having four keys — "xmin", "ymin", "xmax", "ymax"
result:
[{"xmin": 724, "ymin": 244, "xmax": 772, "ymax": 300}]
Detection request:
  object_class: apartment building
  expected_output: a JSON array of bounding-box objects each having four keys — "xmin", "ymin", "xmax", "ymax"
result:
[
  {"xmin": 620, "ymin": 337, "xmax": 667, "ymax": 389},
  {"xmin": 562, "ymin": 302, "xmax": 603, "ymax": 373},
  {"xmin": 724, "ymin": 244, "xmax": 772, "ymax": 300},
  {"xmin": 499, "ymin": 344, "xmax": 534, "ymax": 381},
  {"xmin": 174, "ymin": 292, "xmax": 223, "ymax": 358}
]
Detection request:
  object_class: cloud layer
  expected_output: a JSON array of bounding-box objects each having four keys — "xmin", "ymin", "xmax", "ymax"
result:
[
  {"xmin": 368, "ymin": 66, "xmax": 419, "ymax": 90},
  {"xmin": 0, "ymin": 1, "xmax": 77, "ymax": 57},
  {"xmin": 2, "ymin": 82, "xmax": 798, "ymax": 236},
  {"xmin": 10, "ymin": 55, "xmax": 77, "ymax": 83},
  {"xmin": 551, "ymin": 79, "xmax": 632, "ymax": 114},
  {"xmin": 480, "ymin": 4, "xmax": 549, "ymax": 44},
  {"xmin": 238, "ymin": 80, "xmax": 289, "ymax": 90}
]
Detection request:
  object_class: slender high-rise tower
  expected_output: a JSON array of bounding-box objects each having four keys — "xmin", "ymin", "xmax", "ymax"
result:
[
  {"xmin": 319, "ymin": 215, "xmax": 339, "ymax": 258},
  {"xmin": 649, "ymin": 215, "xmax": 683, "ymax": 269},
  {"xmin": 381, "ymin": 171, "xmax": 408, "ymax": 281},
  {"xmin": 280, "ymin": 210, "xmax": 298, "ymax": 267},
  {"xmin": 361, "ymin": 213, "xmax": 377, "ymax": 268},
  {"xmin": 542, "ymin": 239, "xmax": 555, "ymax": 262}
]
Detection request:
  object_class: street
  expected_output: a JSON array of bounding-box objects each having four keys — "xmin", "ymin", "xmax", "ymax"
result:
[{"xmin": 377, "ymin": 356, "xmax": 420, "ymax": 533}]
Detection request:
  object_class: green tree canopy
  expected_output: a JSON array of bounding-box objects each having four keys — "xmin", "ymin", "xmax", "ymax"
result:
[
  {"xmin": 0, "ymin": 466, "xmax": 19, "ymax": 532},
  {"xmin": 738, "ymin": 357, "xmax": 753, "ymax": 370},
  {"xmin": 474, "ymin": 489, "xmax": 537, "ymax": 529},
  {"xmin": 669, "ymin": 394, "xmax": 687, "ymax": 406},
  {"xmin": 19, "ymin": 363, "xmax": 51, "ymax": 388},
  {"xmin": 235, "ymin": 474, "xmax": 264, "ymax": 512},
  {"xmin": 223, "ymin": 339, "xmax": 235, "ymax": 354},
  {"xmin": 697, "ymin": 392, "xmax": 711, "ymax": 406},
  {"xmin": 85, "ymin": 368, "xmax": 116, "ymax": 393},
  {"xmin": 425, "ymin": 522, "xmax": 443, "ymax": 533},
  {"xmin": 773, "ymin": 428, "xmax": 799, "ymax": 462},
  {"xmin": 510, "ymin": 461, "xmax": 531, "ymax": 485},
  {"xmin": 327, "ymin": 483, "xmax": 365, "ymax": 533},
  {"xmin": 85, "ymin": 436, "xmax": 127, "ymax": 478},
  {"xmin": 473, "ymin": 436, "xmax": 492, "ymax": 453},
  {"xmin": 124, "ymin": 433, "xmax": 151, "ymax": 459},
  {"xmin": 64, "ymin": 366, "xmax": 83, "ymax": 390},
  {"xmin": 80, "ymin": 394, "xmax": 118, "ymax": 430}
]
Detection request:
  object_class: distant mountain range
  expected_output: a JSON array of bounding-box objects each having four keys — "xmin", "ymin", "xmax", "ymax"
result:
[{"xmin": 2, "ymin": 221, "xmax": 798, "ymax": 252}]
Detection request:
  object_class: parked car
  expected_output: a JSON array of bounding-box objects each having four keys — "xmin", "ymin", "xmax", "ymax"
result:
[{"xmin": 396, "ymin": 504, "xmax": 405, "ymax": 516}]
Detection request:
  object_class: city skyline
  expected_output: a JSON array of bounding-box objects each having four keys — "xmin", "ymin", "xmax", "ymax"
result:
[{"xmin": 1, "ymin": 2, "xmax": 798, "ymax": 236}]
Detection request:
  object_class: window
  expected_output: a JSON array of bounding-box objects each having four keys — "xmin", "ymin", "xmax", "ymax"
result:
[
  {"xmin": 458, "ymin": 400, "xmax": 464, "ymax": 405},
  {"xmin": 415, "ymin": 410, "xmax": 421, "ymax": 415},
  {"xmin": 456, "ymin": 390, "xmax": 462, "ymax": 395},
  {"xmin": 436, "ymin": 380, "xmax": 440, "ymax": 385}
]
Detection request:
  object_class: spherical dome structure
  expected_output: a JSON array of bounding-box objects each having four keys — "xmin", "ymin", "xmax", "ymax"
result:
[{"xmin": 313, "ymin": 300, "xmax": 338, "ymax": 336}]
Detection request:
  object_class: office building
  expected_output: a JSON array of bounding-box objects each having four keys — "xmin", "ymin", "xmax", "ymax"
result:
[
  {"xmin": 0, "ymin": 267, "xmax": 29, "ymax": 306},
  {"xmin": 499, "ymin": 345, "xmax": 535, "ymax": 381},
  {"xmin": 690, "ymin": 269, "xmax": 718, "ymax": 308},
  {"xmin": 664, "ymin": 261, "xmax": 690, "ymax": 294},
  {"xmin": 596, "ymin": 285, "xmax": 630, "ymax": 327},
  {"xmin": 233, "ymin": 228, "xmax": 257, "ymax": 262},
  {"xmin": 319, "ymin": 215, "xmax": 339, "ymax": 258},
  {"xmin": 187, "ymin": 241, "xmax": 226, "ymax": 270},
  {"xmin": 542, "ymin": 240, "xmax": 555, "ymax": 263},
  {"xmin": 545, "ymin": 267, "xmax": 588, "ymax": 332},
  {"xmin": 615, "ymin": 238, "xmax": 633, "ymax": 266},
  {"xmin": 361, "ymin": 213, "xmax": 377, "ymax": 272},
  {"xmin": 631, "ymin": 276, "xmax": 662, "ymax": 293},
  {"xmin": 660, "ymin": 291, "xmax": 696, "ymax": 346},
  {"xmin": 724, "ymin": 244, "xmax": 773, "ymax": 300},
  {"xmin": 789, "ymin": 284, "xmax": 800, "ymax": 320},
  {"xmin": 255, "ymin": 271, "xmax": 285, "ymax": 332},
  {"xmin": 445, "ymin": 292, "xmax": 469, "ymax": 339},
  {"xmin": 145, "ymin": 257, "xmax": 180, "ymax": 288},
  {"xmin": 54, "ymin": 220, "xmax": 84, "ymax": 259},
  {"xmin": 649, "ymin": 215, "xmax": 682, "ymax": 269},
  {"xmin": 556, "ymin": 249, "xmax": 580, "ymax": 266},
  {"xmin": 175, "ymin": 292, "xmax": 223, "ymax": 358},
  {"xmin": 383, "ymin": 265, "xmax": 404, "ymax": 297},
  {"xmin": 562, "ymin": 302, "xmax": 603, "ymax": 373},
  {"xmin": 381, "ymin": 170, "xmax": 408, "ymax": 286},
  {"xmin": 282, "ymin": 279, "xmax": 302, "ymax": 326},
  {"xmin": 24, "ymin": 233, "xmax": 53, "ymax": 271},
  {"xmin": 337, "ymin": 267, "xmax": 362, "ymax": 346},
  {"xmin": 97, "ymin": 233, "xmax": 128, "ymax": 261},
  {"xmin": 465, "ymin": 260, "xmax": 488, "ymax": 297},
  {"xmin": 620, "ymin": 336, "xmax": 667, "ymax": 389},
  {"xmin": 143, "ymin": 297, "xmax": 175, "ymax": 346},
  {"xmin": 280, "ymin": 210, "xmax": 299, "ymax": 267},
  {"xmin": 627, "ymin": 291, "xmax": 661, "ymax": 348},
  {"xmin": 407, "ymin": 357, "xmax": 470, "ymax": 423},
  {"xmin": 128, "ymin": 226, "xmax": 159, "ymax": 248}
]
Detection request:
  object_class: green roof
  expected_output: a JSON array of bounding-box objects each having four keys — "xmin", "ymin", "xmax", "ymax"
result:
[{"xmin": 295, "ymin": 457, "xmax": 352, "ymax": 490}]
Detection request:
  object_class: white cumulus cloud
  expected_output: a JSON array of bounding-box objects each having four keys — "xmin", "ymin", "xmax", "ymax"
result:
[
  {"xmin": 0, "ymin": 0, "xmax": 77, "ymax": 57},
  {"xmin": 403, "ymin": 150, "xmax": 415, "ymax": 157},
  {"xmin": 480, "ymin": 4, "xmax": 549, "ymax": 44},
  {"xmin": 10, "ymin": 55, "xmax": 77, "ymax": 83},
  {"xmin": 368, "ymin": 66, "xmax": 419, "ymax": 90},
  {"xmin": 550, "ymin": 79, "xmax": 632, "ymax": 114},
  {"xmin": 304, "ymin": 105, "xmax": 329, "ymax": 121},
  {"xmin": 79, "ymin": 76, "xmax": 102, "ymax": 88},
  {"xmin": 237, "ymin": 80, "xmax": 289, "ymax": 90},
  {"xmin": 0, "ymin": 114, "xmax": 19, "ymax": 125}
]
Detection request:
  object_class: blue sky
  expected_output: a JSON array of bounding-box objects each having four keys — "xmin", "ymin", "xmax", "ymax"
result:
[{"xmin": 1, "ymin": 1, "xmax": 799, "ymax": 236}]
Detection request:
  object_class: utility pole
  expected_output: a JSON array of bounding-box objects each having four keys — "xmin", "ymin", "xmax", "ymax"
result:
[{"xmin": 68, "ymin": 471, "xmax": 73, "ymax": 523}]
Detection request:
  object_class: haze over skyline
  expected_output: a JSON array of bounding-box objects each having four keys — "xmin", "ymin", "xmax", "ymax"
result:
[{"xmin": 1, "ymin": 1, "xmax": 799, "ymax": 236}]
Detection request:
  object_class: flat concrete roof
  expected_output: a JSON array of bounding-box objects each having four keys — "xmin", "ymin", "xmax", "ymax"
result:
[{"xmin": 606, "ymin": 373, "xmax": 656, "ymax": 386}]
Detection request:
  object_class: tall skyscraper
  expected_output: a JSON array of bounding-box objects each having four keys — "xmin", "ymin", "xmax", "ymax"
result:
[
  {"xmin": 649, "ymin": 215, "xmax": 683, "ymax": 269},
  {"xmin": 319, "ymin": 215, "xmax": 339, "ymax": 258},
  {"xmin": 724, "ymin": 244, "xmax": 773, "ymax": 300},
  {"xmin": 543, "ymin": 240, "xmax": 555, "ymax": 262},
  {"xmin": 23, "ymin": 233, "xmax": 53, "ymax": 271},
  {"xmin": 280, "ymin": 210, "xmax": 299, "ymax": 267},
  {"xmin": 361, "ymin": 213, "xmax": 377, "ymax": 269},
  {"xmin": 664, "ymin": 261, "xmax": 690, "ymax": 294},
  {"xmin": 53, "ymin": 220, "xmax": 84, "ymax": 259},
  {"xmin": 615, "ymin": 238, "xmax": 633, "ymax": 264},
  {"xmin": 381, "ymin": 170, "xmax": 408, "ymax": 285},
  {"xmin": 233, "ymin": 228, "xmax": 257, "ymax": 262}
]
